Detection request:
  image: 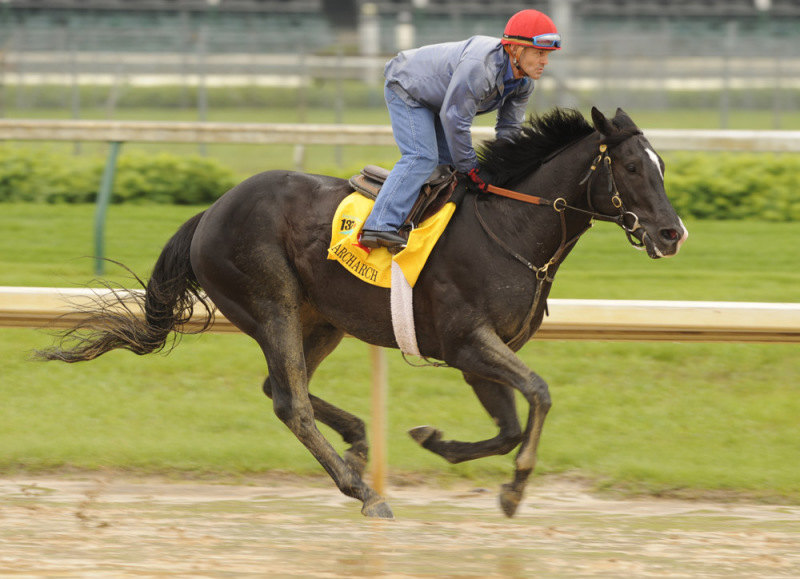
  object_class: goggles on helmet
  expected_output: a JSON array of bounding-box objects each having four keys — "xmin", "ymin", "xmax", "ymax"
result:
[{"xmin": 503, "ymin": 32, "xmax": 562, "ymax": 49}]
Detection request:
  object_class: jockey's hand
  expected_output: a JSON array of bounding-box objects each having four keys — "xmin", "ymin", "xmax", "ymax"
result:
[{"xmin": 466, "ymin": 167, "xmax": 492, "ymax": 193}]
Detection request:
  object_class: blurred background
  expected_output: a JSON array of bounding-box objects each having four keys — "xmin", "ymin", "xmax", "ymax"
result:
[{"xmin": 1, "ymin": 0, "xmax": 798, "ymax": 129}]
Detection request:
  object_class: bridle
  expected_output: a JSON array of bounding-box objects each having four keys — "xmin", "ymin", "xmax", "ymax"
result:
[
  {"xmin": 473, "ymin": 133, "xmax": 648, "ymax": 349},
  {"xmin": 577, "ymin": 141, "xmax": 647, "ymax": 250},
  {"xmin": 475, "ymin": 135, "xmax": 649, "ymax": 262}
]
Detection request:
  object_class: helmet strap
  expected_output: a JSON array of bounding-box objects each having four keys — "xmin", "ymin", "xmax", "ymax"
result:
[{"xmin": 510, "ymin": 47, "xmax": 528, "ymax": 78}]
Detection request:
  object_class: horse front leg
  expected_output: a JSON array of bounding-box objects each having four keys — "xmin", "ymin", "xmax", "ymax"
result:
[
  {"xmin": 498, "ymin": 369, "xmax": 551, "ymax": 517},
  {"xmin": 409, "ymin": 373, "xmax": 522, "ymax": 463},
  {"xmin": 451, "ymin": 329, "xmax": 551, "ymax": 518}
]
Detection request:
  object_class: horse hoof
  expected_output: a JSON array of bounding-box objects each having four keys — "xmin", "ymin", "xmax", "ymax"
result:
[
  {"xmin": 408, "ymin": 425, "xmax": 440, "ymax": 447},
  {"xmin": 362, "ymin": 499, "xmax": 394, "ymax": 519},
  {"xmin": 499, "ymin": 484, "xmax": 522, "ymax": 518}
]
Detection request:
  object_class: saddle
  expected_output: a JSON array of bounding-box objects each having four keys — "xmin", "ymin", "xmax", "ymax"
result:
[{"xmin": 349, "ymin": 164, "xmax": 458, "ymax": 229}]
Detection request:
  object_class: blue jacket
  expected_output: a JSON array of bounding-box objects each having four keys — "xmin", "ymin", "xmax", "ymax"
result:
[{"xmin": 384, "ymin": 35, "xmax": 533, "ymax": 172}]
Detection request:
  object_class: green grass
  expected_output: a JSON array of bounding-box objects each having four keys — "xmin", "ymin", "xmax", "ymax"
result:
[
  {"xmin": 2, "ymin": 204, "xmax": 798, "ymax": 301},
  {"xmin": 1, "ymin": 204, "xmax": 798, "ymax": 500}
]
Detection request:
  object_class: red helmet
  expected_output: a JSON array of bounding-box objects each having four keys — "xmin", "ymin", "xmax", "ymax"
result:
[{"xmin": 501, "ymin": 9, "xmax": 561, "ymax": 50}]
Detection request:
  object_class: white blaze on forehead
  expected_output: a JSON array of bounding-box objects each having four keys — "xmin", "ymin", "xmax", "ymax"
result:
[{"xmin": 645, "ymin": 147, "xmax": 664, "ymax": 182}]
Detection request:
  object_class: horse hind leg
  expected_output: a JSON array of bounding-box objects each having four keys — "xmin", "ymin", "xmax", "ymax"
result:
[
  {"xmin": 311, "ymin": 395, "xmax": 369, "ymax": 477},
  {"xmin": 257, "ymin": 312, "xmax": 391, "ymax": 518},
  {"xmin": 262, "ymin": 376, "xmax": 370, "ymax": 475},
  {"xmin": 262, "ymin": 322, "xmax": 369, "ymax": 477},
  {"xmin": 409, "ymin": 372, "xmax": 522, "ymax": 464},
  {"xmin": 265, "ymin": 301, "xmax": 396, "ymax": 517},
  {"xmin": 207, "ymin": 254, "xmax": 390, "ymax": 518}
]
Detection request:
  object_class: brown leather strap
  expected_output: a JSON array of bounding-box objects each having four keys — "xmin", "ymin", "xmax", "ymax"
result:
[{"xmin": 485, "ymin": 184, "xmax": 551, "ymax": 206}]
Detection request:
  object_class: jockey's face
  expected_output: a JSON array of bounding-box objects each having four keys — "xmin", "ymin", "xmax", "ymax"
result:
[
  {"xmin": 515, "ymin": 47, "xmax": 551, "ymax": 80},
  {"xmin": 508, "ymin": 46, "xmax": 552, "ymax": 80}
]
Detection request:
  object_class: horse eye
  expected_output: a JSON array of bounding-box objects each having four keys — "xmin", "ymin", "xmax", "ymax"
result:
[{"xmin": 626, "ymin": 163, "xmax": 637, "ymax": 173}]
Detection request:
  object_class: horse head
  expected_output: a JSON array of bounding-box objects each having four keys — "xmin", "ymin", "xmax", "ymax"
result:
[{"xmin": 589, "ymin": 107, "xmax": 688, "ymax": 258}]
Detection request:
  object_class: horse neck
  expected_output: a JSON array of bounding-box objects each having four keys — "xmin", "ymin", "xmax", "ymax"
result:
[
  {"xmin": 486, "ymin": 133, "xmax": 600, "ymax": 265},
  {"xmin": 529, "ymin": 131, "xmax": 601, "ymax": 217}
]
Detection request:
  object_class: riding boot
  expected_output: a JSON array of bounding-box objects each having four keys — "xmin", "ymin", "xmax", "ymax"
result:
[{"xmin": 360, "ymin": 229, "xmax": 407, "ymax": 253}]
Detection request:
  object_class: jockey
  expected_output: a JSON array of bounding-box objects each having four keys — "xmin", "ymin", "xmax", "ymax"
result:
[{"xmin": 360, "ymin": 9, "xmax": 561, "ymax": 251}]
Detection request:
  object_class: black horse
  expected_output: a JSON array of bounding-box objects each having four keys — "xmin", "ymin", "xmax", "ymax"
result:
[{"xmin": 38, "ymin": 108, "xmax": 687, "ymax": 519}]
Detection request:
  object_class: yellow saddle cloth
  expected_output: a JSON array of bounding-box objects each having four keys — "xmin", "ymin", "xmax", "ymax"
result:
[{"xmin": 327, "ymin": 193, "xmax": 456, "ymax": 288}]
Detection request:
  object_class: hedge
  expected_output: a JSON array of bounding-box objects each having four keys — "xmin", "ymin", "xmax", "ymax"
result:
[
  {"xmin": 0, "ymin": 146, "xmax": 236, "ymax": 205},
  {"xmin": 665, "ymin": 153, "xmax": 800, "ymax": 221},
  {"xmin": 0, "ymin": 146, "xmax": 798, "ymax": 221}
]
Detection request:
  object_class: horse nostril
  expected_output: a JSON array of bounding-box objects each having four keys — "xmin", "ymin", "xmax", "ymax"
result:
[{"xmin": 660, "ymin": 228, "xmax": 679, "ymax": 242}]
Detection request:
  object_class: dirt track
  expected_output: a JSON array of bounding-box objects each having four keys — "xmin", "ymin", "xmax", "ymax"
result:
[{"xmin": 1, "ymin": 475, "xmax": 799, "ymax": 578}]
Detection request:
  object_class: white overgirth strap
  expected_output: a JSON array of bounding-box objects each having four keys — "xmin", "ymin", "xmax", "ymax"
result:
[{"xmin": 390, "ymin": 261, "xmax": 420, "ymax": 356}]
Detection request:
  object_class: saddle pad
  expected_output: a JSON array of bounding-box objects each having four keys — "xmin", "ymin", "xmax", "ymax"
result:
[{"xmin": 327, "ymin": 192, "xmax": 456, "ymax": 288}]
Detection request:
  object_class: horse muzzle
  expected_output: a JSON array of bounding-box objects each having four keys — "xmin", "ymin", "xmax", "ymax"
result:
[{"xmin": 633, "ymin": 217, "xmax": 688, "ymax": 259}]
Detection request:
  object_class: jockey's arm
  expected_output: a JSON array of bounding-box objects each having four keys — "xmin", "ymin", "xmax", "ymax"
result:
[
  {"xmin": 495, "ymin": 81, "xmax": 533, "ymax": 142},
  {"xmin": 438, "ymin": 58, "xmax": 492, "ymax": 173}
]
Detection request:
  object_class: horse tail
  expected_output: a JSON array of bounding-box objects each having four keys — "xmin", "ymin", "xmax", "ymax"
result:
[{"xmin": 36, "ymin": 211, "xmax": 214, "ymax": 363}]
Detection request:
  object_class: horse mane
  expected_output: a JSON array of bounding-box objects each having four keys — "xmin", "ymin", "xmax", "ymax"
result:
[{"xmin": 477, "ymin": 108, "xmax": 594, "ymax": 187}]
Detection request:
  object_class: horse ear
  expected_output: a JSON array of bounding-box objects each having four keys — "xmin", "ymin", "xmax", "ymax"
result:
[
  {"xmin": 613, "ymin": 108, "xmax": 638, "ymax": 131},
  {"xmin": 591, "ymin": 107, "xmax": 616, "ymax": 137}
]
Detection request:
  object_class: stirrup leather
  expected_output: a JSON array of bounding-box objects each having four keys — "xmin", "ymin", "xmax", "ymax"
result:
[{"xmin": 348, "ymin": 164, "xmax": 457, "ymax": 228}]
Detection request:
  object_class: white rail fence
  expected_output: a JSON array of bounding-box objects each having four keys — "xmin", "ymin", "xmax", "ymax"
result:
[
  {"xmin": 3, "ymin": 287, "xmax": 799, "ymax": 343},
  {"xmin": 3, "ymin": 119, "xmax": 800, "ymax": 152}
]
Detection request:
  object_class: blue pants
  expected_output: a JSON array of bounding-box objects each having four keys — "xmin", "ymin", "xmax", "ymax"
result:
[{"xmin": 364, "ymin": 84, "xmax": 453, "ymax": 232}]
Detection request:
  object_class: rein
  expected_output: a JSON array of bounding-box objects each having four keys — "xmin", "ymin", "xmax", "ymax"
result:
[
  {"xmin": 475, "ymin": 193, "xmax": 586, "ymax": 350},
  {"xmin": 482, "ymin": 143, "xmax": 644, "ymax": 242},
  {"xmin": 475, "ymin": 140, "xmax": 645, "ymax": 349}
]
